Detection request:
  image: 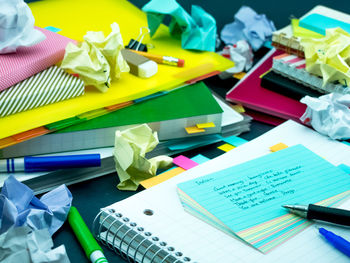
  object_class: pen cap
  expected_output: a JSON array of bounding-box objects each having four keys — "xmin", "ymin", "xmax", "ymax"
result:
[
  {"xmin": 24, "ymin": 154, "xmax": 101, "ymax": 172},
  {"xmin": 68, "ymin": 206, "xmax": 103, "ymax": 258}
]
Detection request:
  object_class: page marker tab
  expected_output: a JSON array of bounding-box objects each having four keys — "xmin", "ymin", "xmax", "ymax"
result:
[
  {"xmin": 185, "ymin": 126, "xmax": 205, "ymax": 134},
  {"xmin": 44, "ymin": 26, "xmax": 62, "ymax": 33},
  {"xmin": 196, "ymin": 122, "xmax": 215, "ymax": 129},
  {"xmin": 269, "ymin": 142, "xmax": 288, "ymax": 152},
  {"xmin": 218, "ymin": 143, "xmax": 236, "ymax": 152},
  {"xmin": 221, "ymin": 135, "xmax": 248, "ymax": 147},
  {"xmin": 173, "ymin": 155, "xmax": 198, "ymax": 170},
  {"xmin": 191, "ymin": 154, "xmax": 210, "ymax": 164},
  {"xmin": 233, "ymin": 72, "xmax": 246, "ymax": 80},
  {"xmin": 140, "ymin": 167, "xmax": 185, "ymax": 189},
  {"xmin": 231, "ymin": 104, "xmax": 245, "ymax": 113}
]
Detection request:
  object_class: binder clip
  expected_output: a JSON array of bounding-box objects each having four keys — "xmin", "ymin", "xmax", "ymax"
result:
[{"xmin": 126, "ymin": 27, "xmax": 150, "ymax": 52}]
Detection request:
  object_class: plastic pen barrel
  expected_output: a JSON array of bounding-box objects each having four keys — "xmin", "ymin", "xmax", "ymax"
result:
[
  {"xmin": 68, "ymin": 206, "xmax": 108, "ymax": 263},
  {"xmin": 319, "ymin": 228, "xmax": 350, "ymax": 257},
  {"xmin": 24, "ymin": 154, "xmax": 101, "ymax": 172}
]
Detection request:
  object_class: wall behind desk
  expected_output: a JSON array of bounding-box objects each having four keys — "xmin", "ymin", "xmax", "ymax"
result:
[{"xmin": 131, "ymin": 0, "xmax": 350, "ymax": 33}]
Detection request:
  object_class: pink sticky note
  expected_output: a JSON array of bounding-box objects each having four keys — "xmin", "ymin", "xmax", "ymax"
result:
[{"xmin": 173, "ymin": 155, "xmax": 198, "ymax": 170}]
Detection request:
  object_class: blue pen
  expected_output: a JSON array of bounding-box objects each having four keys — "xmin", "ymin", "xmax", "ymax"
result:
[
  {"xmin": 319, "ymin": 227, "xmax": 350, "ymax": 258},
  {"xmin": 0, "ymin": 154, "xmax": 101, "ymax": 172}
]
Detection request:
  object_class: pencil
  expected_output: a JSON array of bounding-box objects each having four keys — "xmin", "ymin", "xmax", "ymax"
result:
[{"xmin": 129, "ymin": 50, "xmax": 185, "ymax": 67}]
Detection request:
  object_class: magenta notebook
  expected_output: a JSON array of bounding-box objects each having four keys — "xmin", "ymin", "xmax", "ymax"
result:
[
  {"xmin": 0, "ymin": 27, "xmax": 76, "ymax": 91},
  {"xmin": 226, "ymin": 49, "xmax": 307, "ymax": 122}
]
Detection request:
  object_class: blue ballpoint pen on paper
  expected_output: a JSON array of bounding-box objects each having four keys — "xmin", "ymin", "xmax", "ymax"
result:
[
  {"xmin": 0, "ymin": 154, "xmax": 101, "ymax": 172},
  {"xmin": 319, "ymin": 227, "xmax": 350, "ymax": 258}
]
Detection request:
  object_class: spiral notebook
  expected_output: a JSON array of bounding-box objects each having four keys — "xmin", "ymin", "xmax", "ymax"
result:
[{"xmin": 93, "ymin": 120, "xmax": 350, "ymax": 263}]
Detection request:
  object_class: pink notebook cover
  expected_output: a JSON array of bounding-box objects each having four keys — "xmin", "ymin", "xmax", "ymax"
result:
[
  {"xmin": 226, "ymin": 49, "xmax": 307, "ymax": 122},
  {"xmin": 0, "ymin": 27, "xmax": 76, "ymax": 91}
]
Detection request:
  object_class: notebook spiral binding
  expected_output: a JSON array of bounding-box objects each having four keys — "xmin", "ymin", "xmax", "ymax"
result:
[{"xmin": 92, "ymin": 209, "xmax": 195, "ymax": 263}]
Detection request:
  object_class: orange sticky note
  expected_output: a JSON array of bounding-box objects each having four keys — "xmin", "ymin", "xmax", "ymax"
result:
[
  {"xmin": 233, "ymin": 72, "xmax": 246, "ymax": 80},
  {"xmin": 185, "ymin": 126, "xmax": 205, "ymax": 134},
  {"xmin": 140, "ymin": 167, "xmax": 185, "ymax": 189},
  {"xmin": 196, "ymin": 122, "xmax": 215, "ymax": 128},
  {"xmin": 270, "ymin": 142, "xmax": 288, "ymax": 152},
  {"xmin": 218, "ymin": 143, "xmax": 236, "ymax": 152}
]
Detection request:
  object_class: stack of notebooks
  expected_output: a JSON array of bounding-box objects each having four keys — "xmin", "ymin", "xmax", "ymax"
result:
[
  {"xmin": 0, "ymin": 0, "xmax": 252, "ymax": 193},
  {"xmin": 226, "ymin": 5, "xmax": 350, "ymax": 125}
]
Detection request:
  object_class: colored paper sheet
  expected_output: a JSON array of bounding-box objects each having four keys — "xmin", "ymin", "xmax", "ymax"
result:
[
  {"xmin": 338, "ymin": 164, "xmax": 350, "ymax": 174},
  {"xmin": 221, "ymin": 135, "xmax": 248, "ymax": 147},
  {"xmin": 196, "ymin": 122, "xmax": 215, "ymax": 128},
  {"xmin": 173, "ymin": 155, "xmax": 199, "ymax": 170},
  {"xmin": 185, "ymin": 126, "xmax": 205, "ymax": 134},
  {"xmin": 177, "ymin": 145, "xmax": 350, "ymax": 253},
  {"xmin": 218, "ymin": 143, "xmax": 235, "ymax": 152},
  {"xmin": 0, "ymin": 0, "xmax": 234, "ymax": 140},
  {"xmin": 167, "ymin": 134, "xmax": 222, "ymax": 151},
  {"xmin": 269, "ymin": 142, "xmax": 288, "ymax": 152}
]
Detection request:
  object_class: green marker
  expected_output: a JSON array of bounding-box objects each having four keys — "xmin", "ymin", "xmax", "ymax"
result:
[{"xmin": 68, "ymin": 206, "xmax": 109, "ymax": 263}]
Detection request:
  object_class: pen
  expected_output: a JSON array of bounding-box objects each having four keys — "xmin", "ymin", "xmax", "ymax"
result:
[
  {"xmin": 318, "ymin": 227, "xmax": 350, "ymax": 257},
  {"xmin": 283, "ymin": 204, "xmax": 350, "ymax": 226},
  {"xmin": 68, "ymin": 206, "xmax": 109, "ymax": 263},
  {"xmin": 0, "ymin": 154, "xmax": 101, "ymax": 172},
  {"xmin": 129, "ymin": 49, "xmax": 185, "ymax": 67}
]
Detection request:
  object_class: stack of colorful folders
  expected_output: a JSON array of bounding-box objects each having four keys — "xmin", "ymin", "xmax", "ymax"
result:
[
  {"xmin": 226, "ymin": 5, "xmax": 350, "ymax": 125},
  {"xmin": 177, "ymin": 145, "xmax": 350, "ymax": 253},
  {"xmin": 0, "ymin": 0, "xmax": 234, "ymax": 152}
]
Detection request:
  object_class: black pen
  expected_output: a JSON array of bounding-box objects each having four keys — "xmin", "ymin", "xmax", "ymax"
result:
[{"xmin": 283, "ymin": 204, "xmax": 350, "ymax": 226}]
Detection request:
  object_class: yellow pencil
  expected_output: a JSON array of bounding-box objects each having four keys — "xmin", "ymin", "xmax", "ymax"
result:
[{"xmin": 130, "ymin": 50, "xmax": 185, "ymax": 67}]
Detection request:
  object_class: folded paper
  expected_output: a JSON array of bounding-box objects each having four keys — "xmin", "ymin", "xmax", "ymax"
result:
[
  {"xmin": 300, "ymin": 93, "xmax": 350, "ymax": 140},
  {"xmin": 0, "ymin": 226, "xmax": 70, "ymax": 263},
  {"xmin": 301, "ymin": 28, "xmax": 350, "ymax": 87},
  {"xmin": 0, "ymin": 27, "xmax": 76, "ymax": 92},
  {"xmin": 0, "ymin": 66, "xmax": 85, "ymax": 117},
  {"xmin": 61, "ymin": 22, "xmax": 129, "ymax": 92},
  {"xmin": 0, "ymin": 176, "xmax": 72, "ymax": 235},
  {"xmin": 221, "ymin": 6, "xmax": 276, "ymax": 51},
  {"xmin": 114, "ymin": 124, "xmax": 173, "ymax": 191},
  {"xmin": 142, "ymin": 0, "xmax": 216, "ymax": 51},
  {"xmin": 0, "ymin": 0, "xmax": 45, "ymax": 54}
]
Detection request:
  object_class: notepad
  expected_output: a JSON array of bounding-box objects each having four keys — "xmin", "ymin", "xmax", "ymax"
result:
[
  {"xmin": 177, "ymin": 145, "xmax": 350, "ymax": 252},
  {"xmin": 94, "ymin": 121, "xmax": 350, "ymax": 262}
]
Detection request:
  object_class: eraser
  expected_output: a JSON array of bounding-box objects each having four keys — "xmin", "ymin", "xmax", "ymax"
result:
[
  {"xmin": 177, "ymin": 59, "xmax": 185, "ymax": 67},
  {"xmin": 121, "ymin": 49, "xmax": 157, "ymax": 78}
]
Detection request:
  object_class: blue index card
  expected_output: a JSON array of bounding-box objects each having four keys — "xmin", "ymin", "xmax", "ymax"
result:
[
  {"xmin": 299, "ymin": 13, "xmax": 350, "ymax": 35},
  {"xmin": 177, "ymin": 145, "xmax": 350, "ymax": 232}
]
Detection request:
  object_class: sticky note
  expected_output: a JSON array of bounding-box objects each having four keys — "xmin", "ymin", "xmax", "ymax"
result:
[
  {"xmin": 185, "ymin": 126, "xmax": 205, "ymax": 134},
  {"xmin": 196, "ymin": 122, "xmax": 215, "ymax": 129},
  {"xmin": 44, "ymin": 26, "xmax": 62, "ymax": 33},
  {"xmin": 173, "ymin": 155, "xmax": 198, "ymax": 170},
  {"xmin": 230, "ymin": 104, "xmax": 245, "ymax": 113},
  {"xmin": 269, "ymin": 142, "xmax": 288, "ymax": 152},
  {"xmin": 140, "ymin": 167, "xmax": 185, "ymax": 189},
  {"xmin": 191, "ymin": 154, "xmax": 210, "ymax": 164},
  {"xmin": 221, "ymin": 135, "xmax": 248, "ymax": 147},
  {"xmin": 218, "ymin": 143, "xmax": 235, "ymax": 152},
  {"xmin": 233, "ymin": 72, "xmax": 246, "ymax": 80}
]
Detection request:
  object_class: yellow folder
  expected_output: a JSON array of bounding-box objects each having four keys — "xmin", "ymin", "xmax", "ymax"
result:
[{"xmin": 0, "ymin": 0, "xmax": 233, "ymax": 139}]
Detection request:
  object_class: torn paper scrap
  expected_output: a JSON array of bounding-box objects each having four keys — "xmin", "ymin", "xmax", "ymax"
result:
[
  {"xmin": 61, "ymin": 22, "xmax": 129, "ymax": 92},
  {"xmin": 221, "ymin": 6, "xmax": 276, "ymax": 51},
  {"xmin": 0, "ymin": 175, "xmax": 72, "ymax": 235},
  {"xmin": 114, "ymin": 124, "xmax": 173, "ymax": 191},
  {"xmin": 0, "ymin": 0, "xmax": 46, "ymax": 54},
  {"xmin": 300, "ymin": 93, "xmax": 350, "ymax": 140},
  {"xmin": 0, "ymin": 226, "xmax": 70, "ymax": 263},
  {"xmin": 142, "ymin": 0, "xmax": 216, "ymax": 51},
  {"xmin": 301, "ymin": 28, "xmax": 350, "ymax": 87}
]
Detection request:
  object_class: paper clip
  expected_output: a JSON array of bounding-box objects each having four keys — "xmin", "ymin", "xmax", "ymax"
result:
[{"xmin": 126, "ymin": 27, "xmax": 150, "ymax": 51}]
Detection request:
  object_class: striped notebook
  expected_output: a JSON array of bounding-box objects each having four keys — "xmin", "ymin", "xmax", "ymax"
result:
[
  {"xmin": 0, "ymin": 66, "xmax": 85, "ymax": 117},
  {"xmin": 272, "ymin": 53, "xmax": 350, "ymax": 94}
]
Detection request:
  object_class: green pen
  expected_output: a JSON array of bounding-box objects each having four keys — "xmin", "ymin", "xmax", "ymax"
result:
[{"xmin": 68, "ymin": 206, "xmax": 109, "ymax": 263}]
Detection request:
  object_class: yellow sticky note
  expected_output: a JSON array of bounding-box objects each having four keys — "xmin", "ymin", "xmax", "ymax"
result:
[
  {"xmin": 140, "ymin": 167, "xmax": 186, "ymax": 189},
  {"xmin": 196, "ymin": 122, "xmax": 215, "ymax": 128},
  {"xmin": 270, "ymin": 142, "xmax": 288, "ymax": 152},
  {"xmin": 231, "ymin": 103, "xmax": 245, "ymax": 113},
  {"xmin": 218, "ymin": 143, "xmax": 236, "ymax": 152},
  {"xmin": 233, "ymin": 72, "xmax": 246, "ymax": 80},
  {"xmin": 185, "ymin": 126, "xmax": 205, "ymax": 134}
]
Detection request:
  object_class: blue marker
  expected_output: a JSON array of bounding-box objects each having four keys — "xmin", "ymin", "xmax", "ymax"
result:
[
  {"xmin": 0, "ymin": 154, "xmax": 101, "ymax": 172},
  {"xmin": 319, "ymin": 227, "xmax": 350, "ymax": 258}
]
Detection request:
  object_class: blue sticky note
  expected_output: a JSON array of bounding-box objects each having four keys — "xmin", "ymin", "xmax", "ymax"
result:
[
  {"xmin": 44, "ymin": 26, "xmax": 62, "ymax": 33},
  {"xmin": 220, "ymin": 135, "xmax": 248, "ymax": 147},
  {"xmin": 191, "ymin": 154, "xmax": 210, "ymax": 164},
  {"xmin": 178, "ymin": 145, "xmax": 350, "ymax": 232},
  {"xmin": 168, "ymin": 134, "xmax": 222, "ymax": 151},
  {"xmin": 299, "ymin": 13, "xmax": 350, "ymax": 36}
]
